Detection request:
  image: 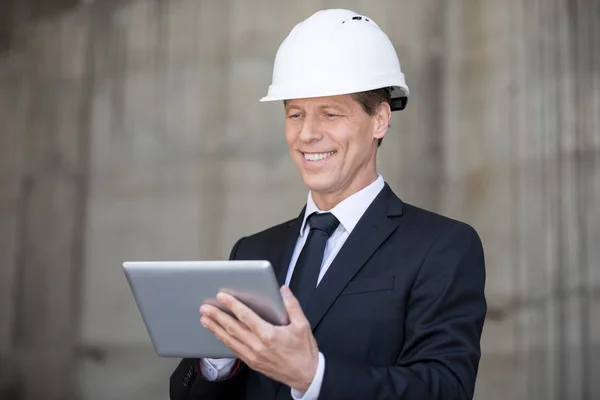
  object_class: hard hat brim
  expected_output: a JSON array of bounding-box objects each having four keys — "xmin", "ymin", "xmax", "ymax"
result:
[{"xmin": 260, "ymin": 82, "xmax": 409, "ymax": 111}]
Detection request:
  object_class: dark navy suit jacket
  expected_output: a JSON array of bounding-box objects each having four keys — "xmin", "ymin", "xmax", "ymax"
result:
[{"xmin": 170, "ymin": 183, "xmax": 487, "ymax": 400}]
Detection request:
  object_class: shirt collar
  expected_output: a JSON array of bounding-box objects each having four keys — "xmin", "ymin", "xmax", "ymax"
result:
[{"xmin": 299, "ymin": 174, "xmax": 385, "ymax": 236}]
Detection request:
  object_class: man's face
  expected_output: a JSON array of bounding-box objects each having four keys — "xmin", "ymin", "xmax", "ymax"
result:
[{"xmin": 284, "ymin": 94, "xmax": 388, "ymax": 204}]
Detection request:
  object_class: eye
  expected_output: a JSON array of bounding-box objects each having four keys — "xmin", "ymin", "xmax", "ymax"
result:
[{"xmin": 288, "ymin": 113, "xmax": 302, "ymax": 119}]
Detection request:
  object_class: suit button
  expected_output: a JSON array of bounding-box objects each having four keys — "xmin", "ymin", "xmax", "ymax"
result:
[{"xmin": 182, "ymin": 366, "xmax": 195, "ymax": 387}]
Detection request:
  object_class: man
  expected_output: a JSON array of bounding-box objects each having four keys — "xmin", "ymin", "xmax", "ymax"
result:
[{"xmin": 170, "ymin": 8, "xmax": 486, "ymax": 400}]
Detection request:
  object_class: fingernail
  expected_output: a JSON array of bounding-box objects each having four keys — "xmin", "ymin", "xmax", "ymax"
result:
[
  {"xmin": 200, "ymin": 317, "xmax": 208, "ymax": 328},
  {"xmin": 216, "ymin": 292, "xmax": 228, "ymax": 303}
]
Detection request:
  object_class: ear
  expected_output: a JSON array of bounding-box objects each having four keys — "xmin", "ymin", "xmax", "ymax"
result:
[{"xmin": 372, "ymin": 102, "xmax": 391, "ymax": 141}]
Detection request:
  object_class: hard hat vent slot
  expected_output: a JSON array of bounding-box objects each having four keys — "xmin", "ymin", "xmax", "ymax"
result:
[{"xmin": 343, "ymin": 16, "xmax": 371, "ymax": 24}]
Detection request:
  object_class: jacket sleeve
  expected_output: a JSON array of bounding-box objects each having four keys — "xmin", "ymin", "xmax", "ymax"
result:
[
  {"xmin": 169, "ymin": 237, "xmax": 248, "ymax": 400},
  {"xmin": 169, "ymin": 357, "xmax": 248, "ymax": 400},
  {"xmin": 318, "ymin": 223, "xmax": 487, "ymax": 400}
]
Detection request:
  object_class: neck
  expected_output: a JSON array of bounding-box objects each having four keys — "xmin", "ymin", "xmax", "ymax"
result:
[{"xmin": 311, "ymin": 170, "xmax": 379, "ymax": 211}]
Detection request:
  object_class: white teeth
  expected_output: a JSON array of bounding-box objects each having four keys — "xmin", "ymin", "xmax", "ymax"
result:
[{"xmin": 303, "ymin": 151, "xmax": 335, "ymax": 161}]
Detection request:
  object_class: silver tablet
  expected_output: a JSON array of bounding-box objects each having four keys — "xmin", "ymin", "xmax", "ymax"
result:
[{"xmin": 122, "ymin": 260, "xmax": 289, "ymax": 358}]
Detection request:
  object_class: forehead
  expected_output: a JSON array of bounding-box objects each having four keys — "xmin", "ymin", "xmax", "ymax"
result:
[{"xmin": 284, "ymin": 94, "xmax": 359, "ymax": 110}]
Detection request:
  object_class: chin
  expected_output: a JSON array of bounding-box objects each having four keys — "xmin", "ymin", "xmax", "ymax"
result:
[{"xmin": 300, "ymin": 172, "xmax": 336, "ymax": 193}]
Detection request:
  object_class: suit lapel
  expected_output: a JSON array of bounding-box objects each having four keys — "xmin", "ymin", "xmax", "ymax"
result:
[
  {"xmin": 269, "ymin": 208, "xmax": 304, "ymax": 399},
  {"xmin": 304, "ymin": 184, "xmax": 404, "ymax": 330},
  {"xmin": 273, "ymin": 207, "xmax": 305, "ymax": 286}
]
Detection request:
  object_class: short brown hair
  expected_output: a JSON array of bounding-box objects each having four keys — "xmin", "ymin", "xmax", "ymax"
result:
[{"xmin": 351, "ymin": 88, "xmax": 391, "ymax": 147}]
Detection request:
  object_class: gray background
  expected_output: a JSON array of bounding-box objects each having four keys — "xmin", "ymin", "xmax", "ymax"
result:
[{"xmin": 0, "ymin": 0, "xmax": 599, "ymax": 399}]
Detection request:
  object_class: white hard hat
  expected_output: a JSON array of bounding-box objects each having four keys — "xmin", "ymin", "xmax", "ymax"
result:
[{"xmin": 260, "ymin": 9, "xmax": 409, "ymax": 111}]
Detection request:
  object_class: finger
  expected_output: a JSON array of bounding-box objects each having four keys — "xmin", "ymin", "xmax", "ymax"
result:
[
  {"xmin": 201, "ymin": 304, "xmax": 266, "ymax": 349},
  {"xmin": 199, "ymin": 303, "xmax": 237, "ymax": 325},
  {"xmin": 199, "ymin": 303, "xmax": 222, "ymax": 315},
  {"xmin": 201, "ymin": 303, "xmax": 250, "ymax": 339},
  {"xmin": 216, "ymin": 292, "xmax": 272, "ymax": 334},
  {"xmin": 280, "ymin": 286, "xmax": 309, "ymax": 326},
  {"xmin": 201, "ymin": 315, "xmax": 253, "ymax": 359},
  {"xmin": 202, "ymin": 315, "xmax": 273, "ymax": 369}
]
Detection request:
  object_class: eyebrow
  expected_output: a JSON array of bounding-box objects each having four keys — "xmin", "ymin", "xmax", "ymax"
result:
[
  {"xmin": 286, "ymin": 103, "xmax": 347, "ymax": 112},
  {"xmin": 319, "ymin": 104, "xmax": 344, "ymax": 109}
]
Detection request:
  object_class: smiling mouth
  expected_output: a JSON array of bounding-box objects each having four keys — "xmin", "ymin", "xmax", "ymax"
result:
[{"xmin": 302, "ymin": 151, "xmax": 337, "ymax": 161}]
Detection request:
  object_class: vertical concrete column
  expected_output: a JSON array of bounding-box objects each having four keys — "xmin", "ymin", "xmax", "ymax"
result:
[
  {"xmin": 0, "ymin": 56, "xmax": 29, "ymax": 400},
  {"xmin": 5, "ymin": 9, "xmax": 95, "ymax": 400},
  {"xmin": 194, "ymin": 0, "xmax": 231, "ymax": 260},
  {"xmin": 509, "ymin": 1, "xmax": 600, "ymax": 399}
]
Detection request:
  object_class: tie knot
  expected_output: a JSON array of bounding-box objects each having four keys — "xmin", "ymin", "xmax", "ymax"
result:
[{"xmin": 308, "ymin": 212, "xmax": 340, "ymax": 237}]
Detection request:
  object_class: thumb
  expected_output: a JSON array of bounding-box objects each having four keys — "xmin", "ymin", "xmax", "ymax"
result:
[{"xmin": 280, "ymin": 286, "xmax": 307, "ymax": 323}]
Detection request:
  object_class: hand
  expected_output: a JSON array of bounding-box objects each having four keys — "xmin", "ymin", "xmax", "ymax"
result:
[{"xmin": 199, "ymin": 286, "xmax": 318, "ymax": 393}]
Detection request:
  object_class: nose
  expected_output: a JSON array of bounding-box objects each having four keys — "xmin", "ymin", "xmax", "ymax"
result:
[{"xmin": 298, "ymin": 114, "xmax": 323, "ymax": 143}]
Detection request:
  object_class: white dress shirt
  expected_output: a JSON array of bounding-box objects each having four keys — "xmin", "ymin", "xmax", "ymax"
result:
[{"xmin": 201, "ymin": 174, "xmax": 385, "ymax": 399}]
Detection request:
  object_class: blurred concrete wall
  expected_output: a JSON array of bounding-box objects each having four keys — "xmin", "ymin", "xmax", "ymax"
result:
[{"xmin": 0, "ymin": 0, "xmax": 598, "ymax": 399}]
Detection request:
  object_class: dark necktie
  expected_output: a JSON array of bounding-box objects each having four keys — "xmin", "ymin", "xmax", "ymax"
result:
[{"xmin": 289, "ymin": 212, "xmax": 340, "ymax": 309}]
